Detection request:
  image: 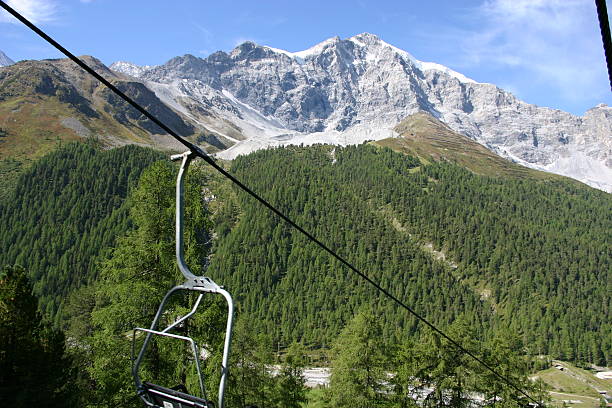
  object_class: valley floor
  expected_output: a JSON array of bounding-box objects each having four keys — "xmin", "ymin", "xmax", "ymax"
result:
[{"xmin": 298, "ymin": 360, "xmax": 612, "ymax": 407}]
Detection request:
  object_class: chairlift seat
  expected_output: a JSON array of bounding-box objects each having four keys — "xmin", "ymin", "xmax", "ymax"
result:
[{"xmin": 141, "ymin": 382, "xmax": 214, "ymax": 408}]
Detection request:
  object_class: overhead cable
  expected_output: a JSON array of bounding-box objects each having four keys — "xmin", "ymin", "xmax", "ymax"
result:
[
  {"xmin": 0, "ymin": 2, "xmax": 544, "ymax": 406},
  {"xmin": 595, "ymin": 0, "xmax": 612, "ymax": 90}
]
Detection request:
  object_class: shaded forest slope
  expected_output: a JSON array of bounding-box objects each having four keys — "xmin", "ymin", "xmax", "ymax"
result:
[{"xmin": 0, "ymin": 143, "xmax": 164, "ymax": 323}]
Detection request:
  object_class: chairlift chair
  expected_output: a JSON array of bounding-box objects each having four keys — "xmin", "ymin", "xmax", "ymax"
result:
[{"xmin": 132, "ymin": 151, "xmax": 234, "ymax": 408}]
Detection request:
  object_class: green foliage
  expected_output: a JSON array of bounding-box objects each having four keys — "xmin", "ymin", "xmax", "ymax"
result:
[
  {"xmin": 394, "ymin": 318, "xmax": 481, "ymax": 408},
  {"xmin": 0, "ymin": 142, "xmax": 164, "ymax": 323},
  {"xmin": 306, "ymin": 387, "xmax": 330, "ymax": 408},
  {"xmin": 328, "ymin": 310, "xmax": 391, "ymax": 408},
  {"xmin": 209, "ymin": 144, "xmax": 485, "ymax": 351},
  {"xmin": 479, "ymin": 331, "xmax": 538, "ymax": 407},
  {"xmin": 392, "ymin": 319, "xmax": 547, "ymax": 408},
  {"xmin": 0, "ymin": 265, "xmax": 74, "ymax": 407},
  {"xmin": 207, "ymin": 144, "xmax": 610, "ymax": 365},
  {"xmin": 226, "ymin": 317, "xmax": 277, "ymax": 408},
  {"xmin": 274, "ymin": 342, "xmax": 308, "ymax": 408},
  {"xmin": 0, "ymin": 156, "xmax": 24, "ymax": 202},
  {"xmin": 1, "ymin": 140, "xmax": 608, "ymax": 407},
  {"xmin": 71, "ymin": 160, "xmax": 216, "ymax": 407}
]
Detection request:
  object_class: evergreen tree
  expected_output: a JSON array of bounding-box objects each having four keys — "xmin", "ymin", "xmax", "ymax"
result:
[
  {"xmin": 393, "ymin": 318, "xmax": 479, "ymax": 408},
  {"xmin": 225, "ymin": 317, "xmax": 277, "ymax": 408},
  {"xmin": 0, "ymin": 265, "xmax": 74, "ymax": 407},
  {"xmin": 393, "ymin": 320, "xmax": 546, "ymax": 408},
  {"xmin": 273, "ymin": 342, "xmax": 308, "ymax": 408},
  {"xmin": 83, "ymin": 160, "xmax": 215, "ymax": 407},
  {"xmin": 328, "ymin": 310, "xmax": 390, "ymax": 408},
  {"xmin": 0, "ymin": 142, "xmax": 164, "ymax": 323},
  {"xmin": 207, "ymin": 144, "xmax": 610, "ymax": 365},
  {"xmin": 479, "ymin": 331, "xmax": 547, "ymax": 407}
]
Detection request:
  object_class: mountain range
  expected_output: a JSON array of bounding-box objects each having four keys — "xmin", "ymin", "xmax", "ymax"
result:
[
  {"xmin": 0, "ymin": 35, "xmax": 610, "ymax": 192},
  {"xmin": 109, "ymin": 33, "xmax": 611, "ymax": 192},
  {"xmin": 0, "ymin": 40, "xmax": 610, "ymax": 374}
]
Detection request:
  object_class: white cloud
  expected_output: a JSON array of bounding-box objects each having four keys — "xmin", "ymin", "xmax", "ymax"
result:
[
  {"xmin": 0, "ymin": 0, "xmax": 58, "ymax": 24},
  {"xmin": 461, "ymin": 0, "xmax": 608, "ymax": 102}
]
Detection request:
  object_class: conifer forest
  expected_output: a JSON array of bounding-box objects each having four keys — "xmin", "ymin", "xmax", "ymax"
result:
[{"xmin": 1, "ymin": 142, "xmax": 610, "ymax": 407}]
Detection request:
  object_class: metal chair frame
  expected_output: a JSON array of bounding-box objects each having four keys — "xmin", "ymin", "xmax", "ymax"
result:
[{"xmin": 132, "ymin": 151, "xmax": 234, "ymax": 408}]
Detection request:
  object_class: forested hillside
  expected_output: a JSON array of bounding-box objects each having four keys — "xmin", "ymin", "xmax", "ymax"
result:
[
  {"xmin": 1, "ymin": 141, "xmax": 608, "ymax": 407},
  {"xmin": 207, "ymin": 144, "xmax": 610, "ymax": 365},
  {"xmin": 0, "ymin": 142, "xmax": 608, "ymax": 367},
  {"xmin": 0, "ymin": 142, "xmax": 163, "ymax": 323}
]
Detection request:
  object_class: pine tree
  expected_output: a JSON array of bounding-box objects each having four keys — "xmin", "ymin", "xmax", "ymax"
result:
[
  {"xmin": 273, "ymin": 342, "xmax": 308, "ymax": 408},
  {"xmin": 393, "ymin": 318, "xmax": 479, "ymax": 408},
  {"xmin": 225, "ymin": 317, "xmax": 276, "ymax": 408},
  {"xmin": 84, "ymin": 160, "xmax": 215, "ymax": 407},
  {"xmin": 328, "ymin": 310, "xmax": 390, "ymax": 408},
  {"xmin": 479, "ymin": 331, "xmax": 548, "ymax": 407},
  {"xmin": 0, "ymin": 265, "xmax": 74, "ymax": 407}
]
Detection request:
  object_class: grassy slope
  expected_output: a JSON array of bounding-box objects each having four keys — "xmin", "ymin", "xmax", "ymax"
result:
[
  {"xmin": 0, "ymin": 58, "xmax": 238, "ymax": 201},
  {"xmin": 374, "ymin": 111, "xmax": 581, "ymax": 184},
  {"xmin": 535, "ymin": 361, "xmax": 611, "ymax": 407},
  {"xmin": 0, "ymin": 57, "xmax": 186, "ymax": 198},
  {"xmin": 0, "ymin": 94, "xmax": 155, "ymax": 201}
]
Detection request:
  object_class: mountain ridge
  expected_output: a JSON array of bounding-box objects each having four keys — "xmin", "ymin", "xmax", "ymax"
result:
[
  {"xmin": 0, "ymin": 56, "xmax": 232, "ymax": 163},
  {"xmin": 0, "ymin": 50, "xmax": 13, "ymax": 67},
  {"xmin": 111, "ymin": 33, "xmax": 612, "ymax": 192},
  {"xmin": 374, "ymin": 111, "xmax": 557, "ymax": 180},
  {"xmin": 0, "ymin": 36, "xmax": 609, "ymax": 192}
]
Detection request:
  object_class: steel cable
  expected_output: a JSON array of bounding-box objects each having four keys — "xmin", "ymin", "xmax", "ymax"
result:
[{"xmin": 0, "ymin": 2, "xmax": 545, "ymax": 405}]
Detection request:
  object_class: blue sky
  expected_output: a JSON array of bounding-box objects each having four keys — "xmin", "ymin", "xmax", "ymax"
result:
[{"xmin": 1, "ymin": 0, "xmax": 610, "ymax": 115}]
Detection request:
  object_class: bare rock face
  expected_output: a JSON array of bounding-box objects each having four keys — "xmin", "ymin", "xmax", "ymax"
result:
[
  {"xmin": 111, "ymin": 33, "xmax": 612, "ymax": 191},
  {"xmin": 0, "ymin": 50, "xmax": 14, "ymax": 67},
  {"xmin": 109, "ymin": 61, "xmax": 156, "ymax": 79}
]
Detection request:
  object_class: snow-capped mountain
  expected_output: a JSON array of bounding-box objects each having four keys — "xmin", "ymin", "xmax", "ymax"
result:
[
  {"xmin": 109, "ymin": 61, "xmax": 156, "ymax": 79},
  {"xmin": 111, "ymin": 33, "xmax": 612, "ymax": 192},
  {"xmin": 0, "ymin": 50, "xmax": 14, "ymax": 67}
]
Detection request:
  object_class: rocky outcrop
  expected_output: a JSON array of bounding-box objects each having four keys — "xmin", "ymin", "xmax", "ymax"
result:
[{"xmin": 98, "ymin": 81, "xmax": 194, "ymax": 136}]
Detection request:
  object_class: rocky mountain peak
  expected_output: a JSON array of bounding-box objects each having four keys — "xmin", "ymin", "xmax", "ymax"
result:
[
  {"xmin": 348, "ymin": 33, "xmax": 415, "ymax": 62},
  {"xmin": 167, "ymin": 54, "xmax": 204, "ymax": 68},
  {"xmin": 0, "ymin": 50, "xmax": 14, "ymax": 67},
  {"xmin": 109, "ymin": 61, "xmax": 156, "ymax": 79},
  {"xmin": 76, "ymin": 55, "xmax": 113, "ymax": 74},
  {"xmin": 109, "ymin": 35, "xmax": 611, "ymax": 191},
  {"xmin": 351, "ymin": 32, "xmax": 381, "ymax": 43},
  {"xmin": 231, "ymin": 41, "xmax": 280, "ymax": 62}
]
